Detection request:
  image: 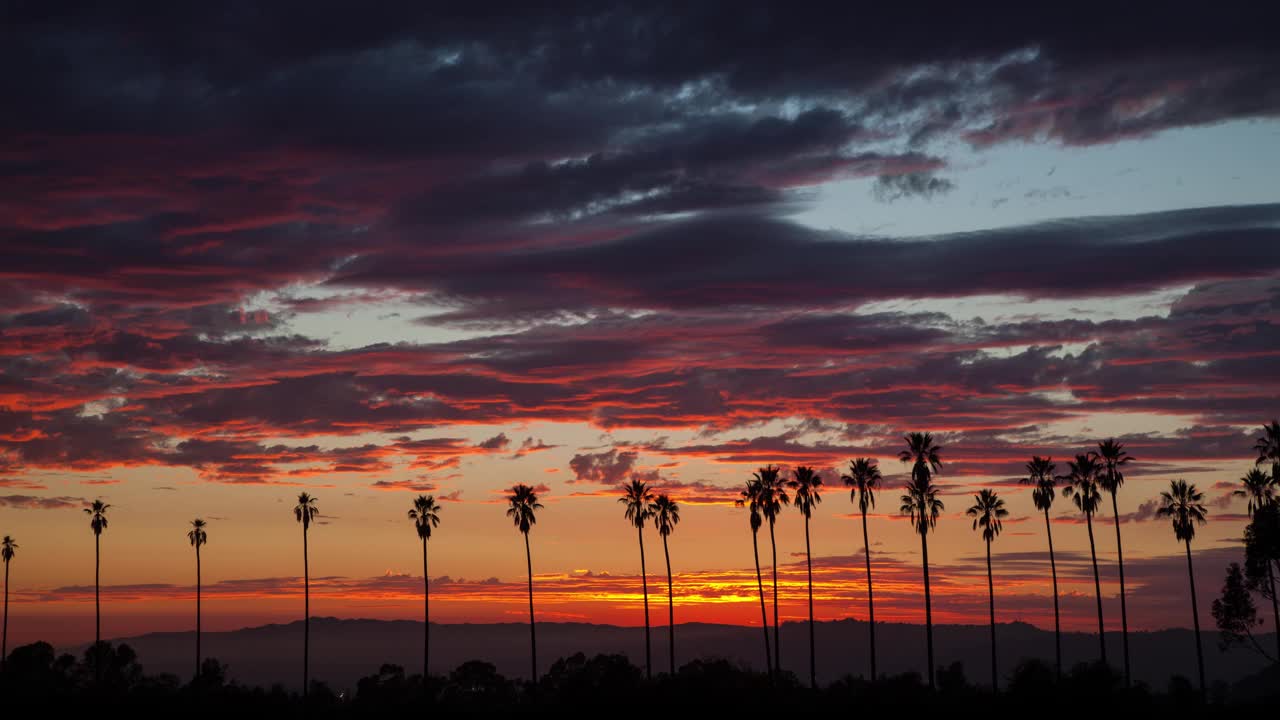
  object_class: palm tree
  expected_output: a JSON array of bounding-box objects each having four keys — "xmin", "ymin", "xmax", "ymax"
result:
[
  {"xmin": 1234, "ymin": 467, "xmax": 1280, "ymax": 662},
  {"xmin": 293, "ymin": 492, "xmax": 319, "ymax": 696},
  {"xmin": 507, "ymin": 484, "xmax": 544, "ymax": 683},
  {"xmin": 84, "ymin": 500, "xmax": 109, "ymax": 642},
  {"xmin": 2, "ymin": 535, "xmax": 16, "ymax": 670},
  {"xmin": 1157, "ymin": 480, "xmax": 1208, "ymax": 702},
  {"xmin": 1093, "ymin": 438, "xmax": 1132, "ymax": 685},
  {"xmin": 1257, "ymin": 420, "xmax": 1280, "ymax": 480},
  {"xmin": 187, "ymin": 519, "xmax": 208, "ymax": 680},
  {"xmin": 1061, "ymin": 453, "xmax": 1107, "ymax": 664},
  {"xmin": 735, "ymin": 477, "xmax": 773, "ymax": 680},
  {"xmin": 408, "ymin": 495, "xmax": 441, "ymax": 676},
  {"xmin": 790, "ymin": 466, "xmax": 823, "ymax": 689},
  {"xmin": 899, "ymin": 432, "xmax": 943, "ymax": 689},
  {"xmin": 967, "ymin": 489, "xmax": 1008, "ymax": 691},
  {"xmin": 841, "ymin": 458, "xmax": 881, "ymax": 680},
  {"xmin": 618, "ymin": 478, "xmax": 655, "ymax": 679},
  {"xmin": 1021, "ymin": 455, "xmax": 1063, "ymax": 678},
  {"xmin": 651, "ymin": 493, "xmax": 680, "ymax": 675},
  {"xmin": 753, "ymin": 465, "xmax": 789, "ymax": 674}
]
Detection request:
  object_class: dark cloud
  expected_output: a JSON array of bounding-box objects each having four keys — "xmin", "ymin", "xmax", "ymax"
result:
[
  {"xmin": 872, "ymin": 172, "xmax": 956, "ymax": 202},
  {"xmin": 0, "ymin": 494, "xmax": 86, "ymax": 510}
]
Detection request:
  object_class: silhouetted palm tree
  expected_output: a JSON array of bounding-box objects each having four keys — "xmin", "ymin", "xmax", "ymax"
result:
[
  {"xmin": 735, "ymin": 477, "xmax": 773, "ymax": 680},
  {"xmin": 507, "ymin": 484, "xmax": 544, "ymax": 683},
  {"xmin": 1061, "ymin": 453, "xmax": 1107, "ymax": 664},
  {"xmin": 1257, "ymin": 420, "xmax": 1280, "ymax": 480},
  {"xmin": 619, "ymin": 478, "xmax": 655, "ymax": 679},
  {"xmin": 652, "ymin": 493, "xmax": 680, "ymax": 675},
  {"xmin": 841, "ymin": 457, "xmax": 881, "ymax": 680},
  {"xmin": 753, "ymin": 465, "xmax": 789, "ymax": 674},
  {"xmin": 967, "ymin": 489, "xmax": 1008, "ymax": 691},
  {"xmin": 790, "ymin": 465, "xmax": 823, "ymax": 689},
  {"xmin": 1022, "ymin": 455, "xmax": 1062, "ymax": 678},
  {"xmin": 408, "ymin": 495, "xmax": 441, "ymax": 676},
  {"xmin": 293, "ymin": 492, "xmax": 319, "ymax": 696},
  {"xmin": 84, "ymin": 500, "xmax": 109, "ymax": 645},
  {"xmin": 1, "ymin": 535, "xmax": 15, "ymax": 670},
  {"xmin": 187, "ymin": 519, "xmax": 207, "ymax": 680},
  {"xmin": 899, "ymin": 432, "xmax": 943, "ymax": 689},
  {"xmin": 1092, "ymin": 439, "xmax": 1133, "ymax": 686},
  {"xmin": 1235, "ymin": 466, "xmax": 1280, "ymax": 660},
  {"xmin": 1157, "ymin": 479, "xmax": 1208, "ymax": 702}
]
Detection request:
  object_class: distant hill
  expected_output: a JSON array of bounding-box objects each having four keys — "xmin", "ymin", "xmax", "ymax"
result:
[{"xmin": 84, "ymin": 617, "xmax": 1274, "ymax": 691}]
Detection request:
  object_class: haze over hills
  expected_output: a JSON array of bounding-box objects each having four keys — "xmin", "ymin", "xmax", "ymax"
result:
[{"xmin": 82, "ymin": 617, "xmax": 1273, "ymax": 691}]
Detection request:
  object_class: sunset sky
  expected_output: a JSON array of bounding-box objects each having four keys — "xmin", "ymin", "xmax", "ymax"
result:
[{"xmin": 2, "ymin": 4, "xmax": 1279, "ymax": 648}]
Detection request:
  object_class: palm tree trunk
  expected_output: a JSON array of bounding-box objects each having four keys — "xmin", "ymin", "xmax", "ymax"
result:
[
  {"xmin": 195, "ymin": 543, "xmax": 202, "ymax": 680},
  {"xmin": 663, "ymin": 533, "xmax": 674, "ymax": 676},
  {"xmin": 751, "ymin": 529, "xmax": 773, "ymax": 681},
  {"xmin": 525, "ymin": 531, "xmax": 537, "ymax": 684},
  {"xmin": 805, "ymin": 514, "xmax": 815, "ymax": 690},
  {"xmin": 430, "ymin": 532, "xmax": 435, "ymax": 671},
  {"xmin": 1269, "ymin": 563, "xmax": 1280, "ymax": 663},
  {"xmin": 303, "ymin": 524, "xmax": 310, "ymax": 698},
  {"xmin": 921, "ymin": 530, "xmax": 934, "ymax": 690},
  {"xmin": 3, "ymin": 558, "xmax": 9, "ymax": 671},
  {"xmin": 986, "ymin": 538, "xmax": 997, "ymax": 692},
  {"xmin": 1186, "ymin": 540, "xmax": 1206, "ymax": 702},
  {"xmin": 768, "ymin": 518, "xmax": 781, "ymax": 674},
  {"xmin": 1086, "ymin": 513, "xmax": 1107, "ymax": 664},
  {"xmin": 95, "ymin": 531, "xmax": 101, "ymax": 684},
  {"xmin": 1044, "ymin": 508, "xmax": 1061, "ymax": 679},
  {"xmin": 861, "ymin": 508, "xmax": 876, "ymax": 682},
  {"xmin": 638, "ymin": 526, "xmax": 651, "ymax": 680},
  {"xmin": 1110, "ymin": 492, "xmax": 1131, "ymax": 686}
]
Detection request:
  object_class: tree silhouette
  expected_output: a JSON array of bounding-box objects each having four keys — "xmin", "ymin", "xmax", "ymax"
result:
[
  {"xmin": 1257, "ymin": 420, "xmax": 1280, "ymax": 480},
  {"xmin": 1234, "ymin": 466, "xmax": 1279, "ymax": 660},
  {"xmin": 618, "ymin": 478, "xmax": 655, "ymax": 679},
  {"xmin": 1021, "ymin": 455, "xmax": 1062, "ymax": 678},
  {"xmin": 1212, "ymin": 562, "xmax": 1275, "ymax": 663},
  {"xmin": 899, "ymin": 432, "xmax": 943, "ymax": 689},
  {"xmin": 967, "ymin": 489, "xmax": 1008, "ymax": 691},
  {"xmin": 407, "ymin": 495, "xmax": 441, "ymax": 676},
  {"xmin": 1, "ymin": 535, "xmax": 15, "ymax": 670},
  {"xmin": 186, "ymin": 519, "xmax": 207, "ymax": 680},
  {"xmin": 651, "ymin": 493, "xmax": 680, "ymax": 676},
  {"xmin": 841, "ymin": 457, "xmax": 881, "ymax": 680},
  {"xmin": 789, "ymin": 465, "xmax": 823, "ymax": 689},
  {"xmin": 293, "ymin": 492, "xmax": 319, "ymax": 697},
  {"xmin": 506, "ymin": 484, "xmax": 543, "ymax": 684},
  {"xmin": 753, "ymin": 465, "xmax": 789, "ymax": 674},
  {"xmin": 1092, "ymin": 439, "xmax": 1133, "ymax": 686},
  {"xmin": 734, "ymin": 477, "xmax": 772, "ymax": 681},
  {"xmin": 84, "ymin": 499, "xmax": 109, "ymax": 681},
  {"xmin": 1156, "ymin": 479, "xmax": 1208, "ymax": 702},
  {"xmin": 1061, "ymin": 453, "xmax": 1107, "ymax": 664}
]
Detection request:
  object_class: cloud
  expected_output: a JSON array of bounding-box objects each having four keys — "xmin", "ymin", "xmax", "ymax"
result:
[
  {"xmin": 872, "ymin": 172, "xmax": 956, "ymax": 202},
  {"xmin": 568, "ymin": 449, "xmax": 639, "ymax": 485},
  {"xmin": 0, "ymin": 494, "xmax": 86, "ymax": 510}
]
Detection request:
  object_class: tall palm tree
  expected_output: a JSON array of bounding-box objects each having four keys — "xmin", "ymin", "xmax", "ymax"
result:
[
  {"xmin": 753, "ymin": 465, "xmax": 789, "ymax": 674},
  {"xmin": 84, "ymin": 500, "xmax": 109, "ymax": 645},
  {"xmin": 790, "ymin": 466, "xmax": 823, "ymax": 689},
  {"xmin": 1093, "ymin": 438, "xmax": 1132, "ymax": 685},
  {"xmin": 407, "ymin": 495, "xmax": 441, "ymax": 676},
  {"xmin": 1061, "ymin": 453, "xmax": 1107, "ymax": 664},
  {"xmin": 1234, "ymin": 467, "xmax": 1280, "ymax": 662},
  {"xmin": 507, "ymin": 484, "xmax": 544, "ymax": 683},
  {"xmin": 618, "ymin": 478, "xmax": 655, "ymax": 679},
  {"xmin": 967, "ymin": 489, "xmax": 1008, "ymax": 691},
  {"xmin": 651, "ymin": 493, "xmax": 680, "ymax": 676},
  {"xmin": 187, "ymin": 519, "xmax": 208, "ymax": 680},
  {"xmin": 899, "ymin": 432, "xmax": 943, "ymax": 689},
  {"xmin": 1156, "ymin": 480, "xmax": 1208, "ymax": 702},
  {"xmin": 841, "ymin": 458, "xmax": 881, "ymax": 680},
  {"xmin": 2, "ymin": 535, "xmax": 15, "ymax": 670},
  {"xmin": 1257, "ymin": 420, "xmax": 1280, "ymax": 480},
  {"xmin": 1021, "ymin": 455, "xmax": 1063, "ymax": 678},
  {"xmin": 735, "ymin": 477, "xmax": 773, "ymax": 680},
  {"xmin": 293, "ymin": 492, "xmax": 319, "ymax": 697}
]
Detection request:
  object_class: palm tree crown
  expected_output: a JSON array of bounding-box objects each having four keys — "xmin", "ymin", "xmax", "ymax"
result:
[
  {"xmin": 507, "ymin": 484, "xmax": 543, "ymax": 533},
  {"xmin": 1, "ymin": 536, "xmax": 15, "ymax": 563},
  {"xmin": 790, "ymin": 466, "xmax": 823, "ymax": 518},
  {"xmin": 1257, "ymin": 420, "xmax": 1280, "ymax": 479},
  {"xmin": 1061, "ymin": 454, "xmax": 1103, "ymax": 514},
  {"xmin": 900, "ymin": 472, "xmax": 944, "ymax": 534},
  {"xmin": 1235, "ymin": 468, "xmax": 1276, "ymax": 517},
  {"xmin": 967, "ymin": 489, "xmax": 1008, "ymax": 542},
  {"xmin": 294, "ymin": 492, "xmax": 319, "ymax": 528},
  {"xmin": 842, "ymin": 457, "xmax": 881, "ymax": 513},
  {"xmin": 1093, "ymin": 439, "xmax": 1131, "ymax": 493},
  {"xmin": 187, "ymin": 518, "xmax": 208, "ymax": 548},
  {"xmin": 735, "ymin": 478, "xmax": 764, "ymax": 533},
  {"xmin": 899, "ymin": 432, "xmax": 942, "ymax": 481},
  {"xmin": 1158, "ymin": 480, "xmax": 1207, "ymax": 543},
  {"xmin": 1022, "ymin": 456, "xmax": 1057, "ymax": 512},
  {"xmin": 85, "ymin": 499, "xmax": 110, "ymax": 534},
  {"xmin": 652, "ymin": 494, "xmax": 680, "ymax": 537},
  {"xmin": 621, "ymin": 478, "xmax": 655, "ymax": 528},
  {"xmin": 408, "ymin": 495, "xmax": 442, "ymax": 539},
  {"xmin": 752, "ymin": 465, "xmax": 790, "ymax": 522}
]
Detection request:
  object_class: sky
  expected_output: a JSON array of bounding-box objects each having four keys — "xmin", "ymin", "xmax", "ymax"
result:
[{"xmin": 1, "ymin": 3, "xmax": 1279, "ymax": 648}]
